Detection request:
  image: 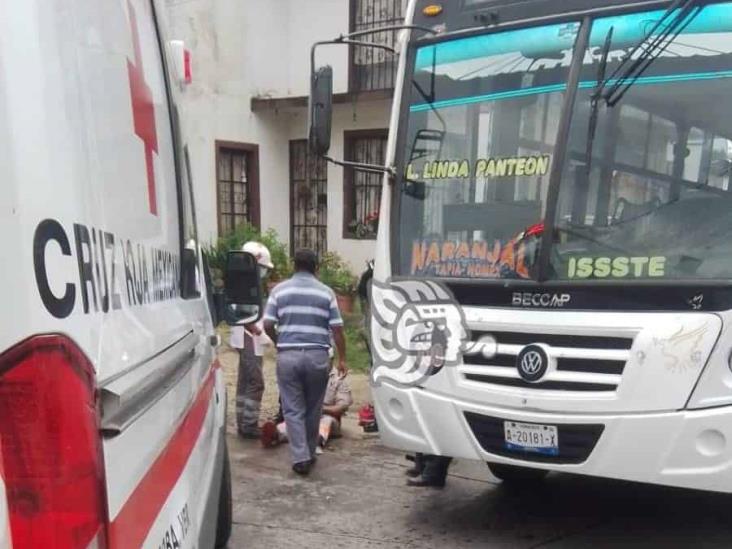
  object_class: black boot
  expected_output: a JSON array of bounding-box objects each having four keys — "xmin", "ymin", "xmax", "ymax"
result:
[
  {"xmin": 406, "ymin": 456, "xmax": 452, "ymax": 488},
  {"xmin": 405, "ymin": 453, "xmax": 426, "ymax": 478}
]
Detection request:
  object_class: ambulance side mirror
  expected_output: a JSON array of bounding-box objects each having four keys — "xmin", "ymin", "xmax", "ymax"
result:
[
  {"xmin": 308, "ymin": 65, "xmax": 333, "ymax": 156},
  {"xmin": 223, "ymin": 251, "xmax": 263, "ymax": 325}
]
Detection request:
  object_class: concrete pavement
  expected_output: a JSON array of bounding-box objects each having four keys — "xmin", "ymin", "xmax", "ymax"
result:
[
  {"xmin": 225, "ymin": 418, "xmax": 732, "ymax": 548},
  {"xmin": 218, "ymin": 347, "xmax": 732, "ymax": 547}
]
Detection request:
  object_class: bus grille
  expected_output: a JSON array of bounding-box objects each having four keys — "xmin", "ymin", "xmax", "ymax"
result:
[{"xmin": 460, "ymin": 329, "xmax": 635, "ymax": 392}]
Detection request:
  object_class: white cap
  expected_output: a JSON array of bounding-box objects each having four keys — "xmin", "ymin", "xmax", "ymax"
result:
[{"xmin": 242, "ymin": 241, "xmax": 274, "ymax": 269}]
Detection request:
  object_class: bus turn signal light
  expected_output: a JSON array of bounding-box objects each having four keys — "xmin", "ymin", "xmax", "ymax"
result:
[{"xmin": 423, "ymin": 4, "xmax": 443, "ymax": 16}]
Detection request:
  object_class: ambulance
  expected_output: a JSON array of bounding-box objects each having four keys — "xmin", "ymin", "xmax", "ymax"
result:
[{"xmin": 0, "ymin": 0, "xmax": 233, "ymax": 546}]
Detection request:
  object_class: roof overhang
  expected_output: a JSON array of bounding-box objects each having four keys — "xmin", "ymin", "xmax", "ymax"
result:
[{"xmin": 251, "ymin": 89, "xmax": 394, "ymax": 113}]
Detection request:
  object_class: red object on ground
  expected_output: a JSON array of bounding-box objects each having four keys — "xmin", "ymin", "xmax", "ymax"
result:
[
  {"xmin": 358, "ymin": 404, "xmax": 378, "ymax": 433},
  {"xmin": 260, "ymin": 421, "xmax": 280, "ymax": 448}
]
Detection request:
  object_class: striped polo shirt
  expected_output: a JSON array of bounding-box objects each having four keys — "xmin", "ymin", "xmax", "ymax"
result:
[{"xmin": 263, "ymin": 272, "xmax": 343, "ymax": 349}]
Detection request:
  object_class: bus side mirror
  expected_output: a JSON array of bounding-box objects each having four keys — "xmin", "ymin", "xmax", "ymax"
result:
[
  {"xmin": 308, "ymin": 65, "xmax": 333, "ymax": 156},
  {"xmin": 223, "ymin": 251, "xmax": 263, "ymax": 325}
]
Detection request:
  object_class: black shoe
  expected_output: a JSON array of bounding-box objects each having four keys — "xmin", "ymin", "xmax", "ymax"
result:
[
  {"xmin": 292, "ymin": 461, "xmax": 311, "ymax": 476},
  {"xmin": 406, "ymin": 476, "xmax": 446, "ymax": 488},
  {"xmin": 405, "ymin": 454, "xmax": 425, "ymax": 477}
]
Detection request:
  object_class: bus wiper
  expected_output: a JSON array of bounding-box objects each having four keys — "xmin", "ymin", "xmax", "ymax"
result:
[
  {"xmin": 582, "ymin": 2, "xmax": 701, "ymax": 189},
  {"xmin": 601, "ymin": 0, "xmax": 702, "ymax": 107},
  {"xmin": 583, "ymin": 26, "xmax": 614, "ymax": 181}
]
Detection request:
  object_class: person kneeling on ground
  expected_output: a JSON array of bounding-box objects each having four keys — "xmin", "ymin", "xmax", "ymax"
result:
[
  {"xmin": 262, "ymin": 357, "xmax": 353, "ymax": 453},
  {"xmin": 405, "ymin": 453, "xmax": 453, "ymax": 489}
]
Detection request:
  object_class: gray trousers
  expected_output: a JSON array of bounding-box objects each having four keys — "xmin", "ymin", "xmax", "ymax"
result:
[
  {"xmin": 236, "ymin": 332, "xmax": 264, "ymax": 435},
  {"xmin": 276, "ymin": 348, "xmax": 330, "ymax": 464}
]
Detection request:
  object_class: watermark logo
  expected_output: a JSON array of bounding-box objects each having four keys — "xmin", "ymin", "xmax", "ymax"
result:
[{"xmin": 369, "ymin": 279, "xmax": 496, "ymax": 386}]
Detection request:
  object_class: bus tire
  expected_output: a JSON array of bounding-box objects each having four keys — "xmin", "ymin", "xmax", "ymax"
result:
[
  {"xmin": 487, "ymin": 463, "xmax": 548, "ymax": 483},
  {"xmin": 215, "ymin": 442, "xmax": 233, "ymax": 548}
]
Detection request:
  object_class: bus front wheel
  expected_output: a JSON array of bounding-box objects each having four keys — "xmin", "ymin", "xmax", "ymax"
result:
[{"xmin": 487, "ymin": 462, "xmax": 548, "ymax": 483}]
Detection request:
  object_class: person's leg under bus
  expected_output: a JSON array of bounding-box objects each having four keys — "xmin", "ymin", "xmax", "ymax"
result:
[
  {"xmin": 407, "ymin": 455, "xmax": 453, "ymax": 488},
  {"xmin": 406, "ymin": 453, "xmax": 426, "ymax": 478}
]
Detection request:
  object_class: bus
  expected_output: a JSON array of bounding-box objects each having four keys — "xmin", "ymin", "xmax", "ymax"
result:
[{"xmin": 307, "ymin": 0, "xmax": 732, "ymax": 493}]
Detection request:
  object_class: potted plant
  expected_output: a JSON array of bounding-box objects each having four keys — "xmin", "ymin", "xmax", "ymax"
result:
[
  {"xmin": 318, "ymin": 252, "xmax": 357, "ymax": 314},
  {"xmin": 347, "ymin": 209, "xmax": 379, "ymax": 239}
]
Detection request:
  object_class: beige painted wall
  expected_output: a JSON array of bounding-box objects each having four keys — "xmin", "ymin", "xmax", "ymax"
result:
[{"xmin": 165, "ymin": 0, "xmax": 390, "ymax": 272}]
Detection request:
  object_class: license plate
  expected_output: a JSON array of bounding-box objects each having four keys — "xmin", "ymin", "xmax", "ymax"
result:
[{"xmin": 504, "ymin": 421, "xmax": 559, "ymax": 456}]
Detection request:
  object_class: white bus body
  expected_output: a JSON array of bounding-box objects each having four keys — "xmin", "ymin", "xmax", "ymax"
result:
[{"xmin": 370, "ymin": 0, "xmax": 732, "ymax": 493}]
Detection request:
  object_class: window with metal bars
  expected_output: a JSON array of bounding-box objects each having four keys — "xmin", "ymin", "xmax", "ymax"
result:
[
  {"xmin": 289, "ymin": 140, "xmax": 328, "ymax": 256},
  {"xmin": 216, "ymin": 142, "xmax": 260, "ymax": 234},
  {"xmin": 343, "ymin": 130, "xmax": 387, "ymax": 239},
  {"xmin": 349, "ymin": 0, "xmax": 407, "ymax": 92}
]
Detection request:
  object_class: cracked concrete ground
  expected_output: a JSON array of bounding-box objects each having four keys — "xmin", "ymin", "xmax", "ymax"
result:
[{"xmin": 220, "ymin": 347, "xmax": 732, "ymax": 549}]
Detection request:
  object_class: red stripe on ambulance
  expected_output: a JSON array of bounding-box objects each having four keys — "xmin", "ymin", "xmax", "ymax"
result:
[{"xmin": 108, "ymin": 364, "xmax": 219, "ymax": 547}]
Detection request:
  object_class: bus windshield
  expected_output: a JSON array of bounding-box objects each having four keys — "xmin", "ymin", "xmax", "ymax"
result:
[{"xmin": 398, "ymin": 2, "xmax": 732, "ymax": 282}]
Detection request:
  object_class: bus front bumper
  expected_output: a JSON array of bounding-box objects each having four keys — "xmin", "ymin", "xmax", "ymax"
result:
[{"xmin": 374, "ymin": 382, "xmax": 732, "ymax": 493}]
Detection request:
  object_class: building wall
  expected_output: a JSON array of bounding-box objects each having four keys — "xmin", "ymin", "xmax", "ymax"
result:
[
  {"xmin": 164, "ymin": 0, "xmax": 388, "ymax": 273},
  {"xmin": 281, "ymin": 100, "xmax": 391, "ymax": 271},
  {"xmin": 286, "ymin": 1, "xmax": 350, "ymax": 96}
]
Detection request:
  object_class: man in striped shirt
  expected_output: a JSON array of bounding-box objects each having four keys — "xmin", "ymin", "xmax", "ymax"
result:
[{"xmin": 263, "ymin": 249, "xmax": 348, "ymax": 475}]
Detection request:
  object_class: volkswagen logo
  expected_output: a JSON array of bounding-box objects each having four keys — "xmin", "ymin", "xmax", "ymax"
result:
[{"xmin": 516, "ymin": 345, "xmax": 549, "ymax": 382}]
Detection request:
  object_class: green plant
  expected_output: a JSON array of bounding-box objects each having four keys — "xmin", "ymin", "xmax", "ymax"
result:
[
  {"xmin": 318, "ymin": 251, "xmax": 357, "ymax": 295},
  {"xmin": 347, "ymin": 209, "xmax": 380, "ymax": 239},
  {"xmin": 204, "ymin": 222, "xmax": 293, "ymax": 284},
  {"xmin": 344, "ymin": 314, "xmax": 371, "ymax": 374}
]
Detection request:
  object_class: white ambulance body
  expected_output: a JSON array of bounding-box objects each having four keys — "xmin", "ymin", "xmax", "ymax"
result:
[{"xmin": 0, "ymin": 0, "xmax": 230, "ymax": 547}]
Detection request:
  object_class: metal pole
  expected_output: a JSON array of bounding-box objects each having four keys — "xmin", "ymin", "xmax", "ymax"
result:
[{"xmin": 536, "ymin": 17, "xmax": 592, "ymax": 282}]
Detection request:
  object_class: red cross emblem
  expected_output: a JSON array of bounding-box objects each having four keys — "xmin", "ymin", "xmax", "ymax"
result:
[{"xmin": 127, "ymin": 1, "xmax": 159, "ymax": 216}]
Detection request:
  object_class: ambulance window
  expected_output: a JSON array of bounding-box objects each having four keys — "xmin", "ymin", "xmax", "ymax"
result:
[{"xmin": 180, "ymin": 144, "xmax": 201, "ymax": 299}]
